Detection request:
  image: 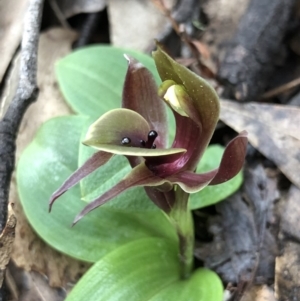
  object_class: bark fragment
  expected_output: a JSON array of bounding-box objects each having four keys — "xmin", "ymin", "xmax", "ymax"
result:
[{"xmin": 218, "ymin": 0, "xmax": 297, "ymax": 101}]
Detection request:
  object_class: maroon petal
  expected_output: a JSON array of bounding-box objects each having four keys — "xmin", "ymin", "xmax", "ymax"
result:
[
  {"xmin": 73, "ymin": 163, "xmax": 167, "ymax": 224},
  {"xmin": 162, "ymin": 131, "xmax": 248, "ymax": 192},
  {"xmin": 122, "ymin": 56, "xmax": 168, "ymax": 148},
  {"xmin": 49, "ymin": 151, "xmax": 113, "ymax": 211},
  {"xmin": 209, "ymin": 131, "xmax": 248, "ymax": 185},
  {"xmin": 165, "ymin": 169, "xmax": 217, "ymax": 193},
  {"xmin": 170, "ymin": 113, "xmax": 203, "ymax": 172},
  {"xmin": 144, "ymin": 185, "xmax": 175, "ymax": 213},
  {"xmin": 147, "ymin": 113, "xmax": 203, "ymax": 176}
]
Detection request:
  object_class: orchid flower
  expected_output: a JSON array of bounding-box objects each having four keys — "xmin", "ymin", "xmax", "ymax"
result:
[
  {"xmin": 50, "ymin": 46, "xmax": 247, "ymax": 279},
  {"xmin": 49, "ymin": 47, "xmax": 247, "ymax": 225}
]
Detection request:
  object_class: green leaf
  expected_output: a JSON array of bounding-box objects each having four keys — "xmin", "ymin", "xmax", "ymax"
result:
[
  {"xmin": 65, "ymin": 238, "xmax": 223, "ymax": 301},
  {"xmin": 56, "ymin": 45, "xmax": 161, "ymax": 120},
  {"xmin": 148, "ymin": 269, "xmax": 223, "ymax": 301},
  {"xmin": 188, "ymin": 145, "xmax": 243, "ymax": 210},
  {"xmin": 17, "ymin": 116, "xmax": 176, "ymax": 262}
]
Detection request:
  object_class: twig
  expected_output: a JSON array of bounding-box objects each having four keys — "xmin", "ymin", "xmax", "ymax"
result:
[
  {"xmin": 73, "ymin": 12, "xmax": 101, "ymax": 48},
  {"xmin": 262, "ymin": 76, "xmax": 300, "ymax": 99},
  {"xmin": 152, "ymin": 0, "xmax": 199, "ymax": 58},
  {"xmin": 48, "ymin": 0, "xmax": 70, "ymax": 29},
  {"xmin": 151, "ymin": 0, "xmax": 206, "ymax": 78},
  {"xmin": 0, "ymin": 0, "xmax": 44, "ymax": 299}
]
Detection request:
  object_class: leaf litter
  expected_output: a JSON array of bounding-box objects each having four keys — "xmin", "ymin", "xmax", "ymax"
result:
[{"xmin": 2, "ymin": 0, "xmax": 300, "ymax": 300}]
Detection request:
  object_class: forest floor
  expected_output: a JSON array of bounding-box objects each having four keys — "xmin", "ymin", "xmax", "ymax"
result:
[{"xmin": 1, "ymin": 0, "xmax": 300, "ymax": 300}]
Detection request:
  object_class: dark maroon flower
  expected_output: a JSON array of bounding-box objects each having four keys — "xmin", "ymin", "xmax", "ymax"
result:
[{"xmin": 49, "ymin": 47, "xmax": 247, "ymax": 225}]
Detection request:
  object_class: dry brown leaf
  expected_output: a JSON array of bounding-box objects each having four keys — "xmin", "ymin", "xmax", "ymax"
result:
[
  {"xmin": 275, "ymin": 242, "xmax": 300, "ymax": 300},
  {"xmin": 191, "ymin": 40, "xmax": 211, "ymax": 59},
  {"xmin": 22, "ymin": 271, "xmax": 65, "ymax": 301},
  {"xmin": 0, "ymin": 0, "xmax": 30, "ymax": 83},
  {"xmin": 220, "ymin": 99, "xmax": 300, "ymax": 188},
  {"xmin": 108, "ymin": 0, "xmax": 174, "ymax": 51},
  {"xmin": 255, "ymin": 286, "xmax": 276, "ymax": 301},
  {"xmin": 10, "ymin": 28, "xmax": 90, "ymax": 287},
  {"xmin": 0, "ymin": 203, "xmax": 16, "ymax": 287},
  {"xmin": 7, "ymin": 262, "xmax": 66, "ymax": 301},
  {"xmin": 201, "ymin": 0, "xmax": 250, "ymax": 60},
  {"xmin": 195, "ymin": 164, "xmax": 278, "ymax": 287},
  {"xmin": 275, "ymin": 185, "xmax": 300, "ymax": 300},
  {"xmin": 280, "ymin": 185, "xmax": 300, "ymax": 241},
  {"xmin": 241, "ymin": 285, "xmax": 276, "ymax": 301},
  {"xmin": 55, "ymin": 0, "xmax": 107, "ymax": 18}
]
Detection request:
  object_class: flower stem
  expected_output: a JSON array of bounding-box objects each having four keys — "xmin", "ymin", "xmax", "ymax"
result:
[{"xmin": 169, "ymin": 186, "xmax": 194, "ymax": 279}]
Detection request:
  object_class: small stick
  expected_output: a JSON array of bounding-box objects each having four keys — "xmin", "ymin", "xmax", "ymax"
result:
[
  {"xmin": 73, "ymin": 13, "xmax": 100, "ymax": 48},
  {"xmin": 152, "ymin": 0, "xmax": 202, "ymax": 72},
  {"xmin": 48, "ymin": 0, "xmax": 70, "ymax": 29},
  {"xmin": 262, "ymin": 76, "xmax": 300, "ymax": 99},
  {"xmin": 0, "ymin": 0, "xmax": 44, "ymax": 298}
]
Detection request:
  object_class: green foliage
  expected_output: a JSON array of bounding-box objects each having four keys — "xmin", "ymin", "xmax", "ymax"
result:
[
  {"xmin": 17, "ymin": 116, "xmax": 176, "ymax": 262},
  {"xmin": 17, "ymin": 45, "xmax": 242, "ymax": 300},
  {"xmin": 65, "ymin": 238, "xmax": 223, "ymax": 301}
]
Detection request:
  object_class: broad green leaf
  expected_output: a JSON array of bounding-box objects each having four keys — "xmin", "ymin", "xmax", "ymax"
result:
[
  {"xmin": 17, "ymin": 116, "xmax": 176, "ymax": 262},
  {"xmin": 189, "ymin": 145, "xmax": 243, "ymax": 210},
  {"xmin": 149, "ymin": 269, "xmax": 223, "ymax": 301},
  {"xmin": 66, "ymin": 238, "xmax": 223, "ymax": 301},
  {"xmin": 56, "ymin": 45, "xmax": 161, "ymax": 120}
]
